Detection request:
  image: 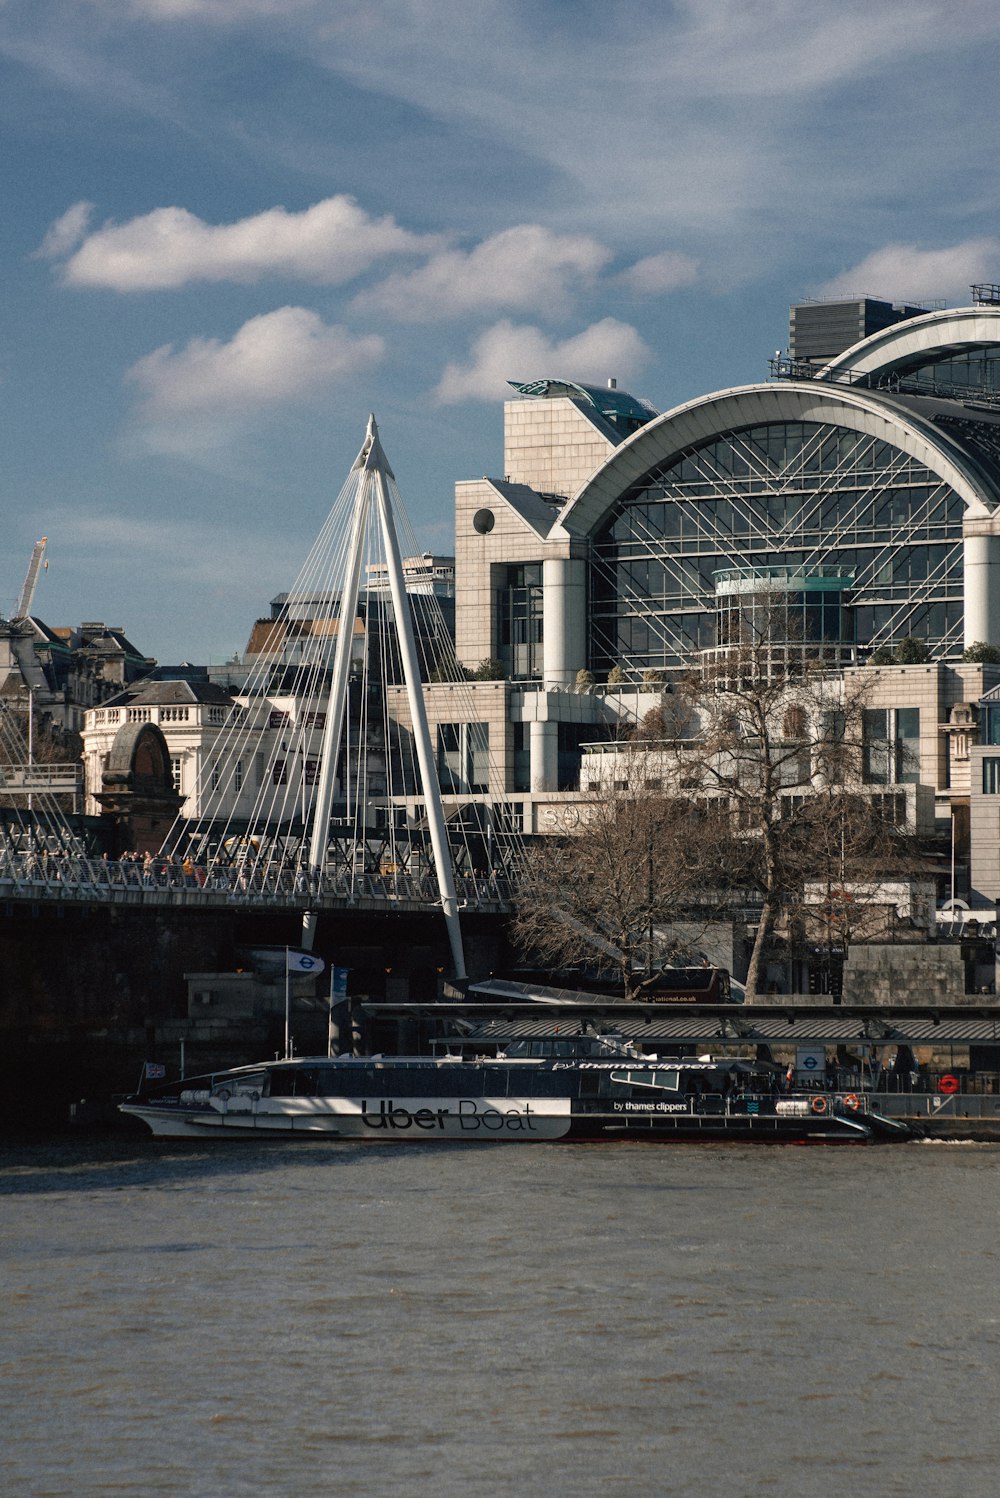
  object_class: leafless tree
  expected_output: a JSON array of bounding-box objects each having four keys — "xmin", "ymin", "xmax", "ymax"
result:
[
  {"xmin": 512, "ymin": 744, "xmax": 730, "ymax": 998},
  {"xmin": 780, "ymin": 789, "xmax": 925, "ymax": 987},
  {"xmin": 671, "ymin": 599, "xmax": 915, "ymax": 997}
]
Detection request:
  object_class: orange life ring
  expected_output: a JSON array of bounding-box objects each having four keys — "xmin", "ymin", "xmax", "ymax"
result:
[
  {"xmin": 843, "ymin": 1093, "xmax": 860, "ymax": 1111},
  {"xmin": 810, "ymin": 1095, "xmax": 829, "ymax": 1115}
]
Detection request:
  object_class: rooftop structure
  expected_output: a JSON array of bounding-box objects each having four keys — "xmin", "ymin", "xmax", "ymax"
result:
[{"xmin": 788, "ymin": 295, "xmax": 933, "ymax": 366}]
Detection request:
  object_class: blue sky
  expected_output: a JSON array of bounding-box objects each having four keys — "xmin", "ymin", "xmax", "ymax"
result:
[{"xmin": 4, "ymin": 0, "xmax": 1000, "ymax": 662}]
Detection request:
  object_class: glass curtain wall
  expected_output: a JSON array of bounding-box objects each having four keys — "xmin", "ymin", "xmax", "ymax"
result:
[
  {"xmin": 498, "ymin": 564, "xmax": 543, "ymax": 680},
  {"xmin": 589, "ymin": 420, "xmax": 964, "ymax": 676}
]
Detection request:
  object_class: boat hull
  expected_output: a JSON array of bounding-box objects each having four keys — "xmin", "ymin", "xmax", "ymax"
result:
[{"xmin": 120, "ymin": 1095, "xmax": 877, "ymax": 1144}]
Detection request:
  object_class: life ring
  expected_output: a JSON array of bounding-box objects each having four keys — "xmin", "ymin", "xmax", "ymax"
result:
[
  {"xmin": 810, "ymin": 1095, "xmax": 829, "ymax": 1115},
  {"xmin": 843, "ymin": 1093, "xmax": 860, "ymax": 1111}
]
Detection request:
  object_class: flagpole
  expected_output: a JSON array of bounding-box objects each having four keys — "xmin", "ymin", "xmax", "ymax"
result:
[{"xmin": 284, "ymin": 946, "xmax": 290, "ymax": 1060}]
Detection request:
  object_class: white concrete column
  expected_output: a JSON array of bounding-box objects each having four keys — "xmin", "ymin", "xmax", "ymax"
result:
[
  {"xmin": 963, "ymin": 528, "xmax": 1000, "ymax": 649},
  {"xmin": 530, "ymin": 720, "xmax": 559, "ymax": 792},
  {"xmin": 542, "ymin": 556, "xmax": 587, "ymax": 686}
]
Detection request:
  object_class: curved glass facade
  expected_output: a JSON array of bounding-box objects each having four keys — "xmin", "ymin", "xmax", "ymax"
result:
[
  {"xmin": 714, "ymin": 567, "xmax": 854, "ymax": 653},
  {"xmin": 589, "ymin": 419, "xmax": 964, "ymax": 676},
  {"xmin": 876, "ymin": 346, "xmax": 1000, "ymax": 396}
]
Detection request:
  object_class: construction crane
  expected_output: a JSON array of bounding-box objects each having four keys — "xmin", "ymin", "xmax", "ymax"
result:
[{"xmin": 14, "ymin": 537, "xmax": 48, "ymax": 620}]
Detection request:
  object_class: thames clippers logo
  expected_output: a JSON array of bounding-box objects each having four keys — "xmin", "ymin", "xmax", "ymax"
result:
[{"xmin": 361, "ymin": 1099, "xmax": 540, "ymax": 1132}]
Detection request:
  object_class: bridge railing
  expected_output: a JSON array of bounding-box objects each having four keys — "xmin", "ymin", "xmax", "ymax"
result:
[{"xmin": 0, "ymin": 850, "xmax": 514, "ymax": 910}]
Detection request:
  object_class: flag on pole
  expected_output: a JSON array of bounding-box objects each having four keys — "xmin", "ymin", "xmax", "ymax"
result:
[
  {"xmin": 286, "ymin": 949, "xmax": 326, "ymax": 975},
  {"xmin": 144, "ymin": 1062, "xmax": 167, "ymax": 1079}
]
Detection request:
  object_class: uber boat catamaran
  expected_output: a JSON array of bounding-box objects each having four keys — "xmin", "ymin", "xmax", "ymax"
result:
[{"xmin": 120, "ymin": 1035, "xmax": 911, "ymax": 1144}]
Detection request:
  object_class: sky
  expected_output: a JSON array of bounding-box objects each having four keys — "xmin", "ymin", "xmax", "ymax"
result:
[{"xmin": 3, "ymin": 0, "xmax": 1000, "ymax": 664}]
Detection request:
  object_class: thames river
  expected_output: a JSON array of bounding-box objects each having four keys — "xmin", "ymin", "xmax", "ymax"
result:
[{"xmin": 2, "ymin": 1136, "xmax": 998, "ymax": 1498}]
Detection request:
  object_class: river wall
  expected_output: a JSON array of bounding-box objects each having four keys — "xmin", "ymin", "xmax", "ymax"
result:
[{"xmin": 0, "ymin": 901, "xmax": 508, "ymax": 1126}]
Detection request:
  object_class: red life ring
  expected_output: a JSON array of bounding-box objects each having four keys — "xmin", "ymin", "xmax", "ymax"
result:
[
  {"xmin": 938, "ymin": 1074, "xmax": 960, "ymax": 1095},
  {"xmin": 843, "ymin": 1093, "xmax": 860, "ymax": 1111},
  {"xmin": 811, "ymin": 1095, "xmax": 829, "ymax": 1115}
]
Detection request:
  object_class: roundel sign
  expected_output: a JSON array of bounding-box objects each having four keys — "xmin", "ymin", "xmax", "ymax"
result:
[{"xmin": 938, "ymin": 1073, "xmax": 960, "ymax": 1095}]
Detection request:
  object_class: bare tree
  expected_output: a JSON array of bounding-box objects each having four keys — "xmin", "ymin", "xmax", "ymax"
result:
[
  {"xmin": 780, "ymin": 788, "xmax": 925, "ymax": 990},
  {"xmin": 512, "ymin": 745, "xmax": 729, "ymax": 998},
  {"xmin": 670, "ymin": 602, "xmax": 904, "ymax": 998}
]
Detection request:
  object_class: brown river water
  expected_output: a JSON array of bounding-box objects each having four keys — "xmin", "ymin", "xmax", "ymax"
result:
[{"xmin": 2, "ymin": 1135, "xmax": 999, "ymax": 1497}]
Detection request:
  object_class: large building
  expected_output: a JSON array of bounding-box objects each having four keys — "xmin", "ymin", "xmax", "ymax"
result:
[
  {"xmin": 450, "ymin": 294, "xmax": 1000, "ymax": 820},
  {"xmin": 0, "ymin": 616, "xmax": 154, "ymax": 736},
  {"xmin": 457, "ymin": 296, "xmax": 1000, "ymax": 688}
]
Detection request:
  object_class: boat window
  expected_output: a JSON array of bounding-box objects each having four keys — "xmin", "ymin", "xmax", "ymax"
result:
[
  {"xmin": 268, "ymin": 1067, "xmax": 318, "ymax": 1097},
  {"xmin": 610, "ymin": 1069, "xmax": 681, "ymax": 1092},
  {"xmin": 214, "ymin": 1070, "xmax": 268, "ymax": 1097},
  {"xmin": 319, "ymin": 1064, "xmax": 377, "ymax": 1096}
]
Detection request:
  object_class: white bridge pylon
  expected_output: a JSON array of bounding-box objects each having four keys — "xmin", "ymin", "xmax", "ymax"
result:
[{"xmin": 300, "ymin": 416, "xmax": 466, "ymax": 978}]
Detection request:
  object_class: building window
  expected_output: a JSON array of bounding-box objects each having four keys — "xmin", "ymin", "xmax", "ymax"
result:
[
  {"xmin": 170, "ymin": 757, "xmax": 182, "ymax": 793},
  {"xmin": 437, "ymin": 723, "xmax": 461, "ymax": 791},
  {"xmin": 863, "ymin": 710, "xmax": 890, "ymax": 784},
  {"xmin": 210, "ymin": 762, "xmax": 220, "ymax": 791},
  {"xmin": 895, "ymin": 707, "xmax": 920, "ymax": 784},
  {"xmin": 234, "ymin": 759, "xmax": 243, "ymax": 793},
  {"xmin": 437, "ymin": 723, "xmax": 490, "ymax": 793},
  {"xmin": 498, "ymin": 563, "xmax": 543, "ymax": 680},
  {"xmin": 468, "ymin": 722, "xmax": 489, "ymax": 792},
  {"xmin": 513, "ymin": 722, "xmax": 530, "ymax": 793},
  {"xmin": 983, "ymin": 757, "xmax": 1000, "ymax": 794},
  {"xmin": 863, "ymin": 707, "xmax": 920, "ymax": 785},
  {"xmin": 982, "ymin": 704, "xmax": 1000, "ymax": 744},
  {"xmin": 558, "ymin": 722, "xmax": 599, "ymax": 790}
]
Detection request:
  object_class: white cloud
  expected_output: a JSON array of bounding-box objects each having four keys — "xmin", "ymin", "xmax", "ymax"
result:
[
  {"xmin": 816, "ymin": 238, "xmax": 1000, "ymax": 303},
  {"xmin": 48, "ymin": 196, "xmax": 437, "ymax": 291},
  {"xmin": 357, "ymin": 225, "xmax": 611, "ymax": 321},
  {"xmin": 619, "ymin": 251, "xmax": 699, "ymax": 295},
  {"xmin": 34, "ymin": 200, "xmax": 94, "ymax": 260},
  {"xmin": 126, "ymin": 305, "xmax": 383, "ymax": 422},
  {"xmin": 435, "ymin": 318, "xmax": 652, "ymax": 405}
]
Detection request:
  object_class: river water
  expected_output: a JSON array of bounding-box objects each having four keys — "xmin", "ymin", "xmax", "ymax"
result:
[{"xmin": 2, "ymin": 1135, "xmax": 998, "ymax": 1498}]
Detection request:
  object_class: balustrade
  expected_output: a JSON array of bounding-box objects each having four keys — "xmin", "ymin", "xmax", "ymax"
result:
[{"xmin": 0, "ymin": 846, "xmax": 511, "ymax": 910}]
